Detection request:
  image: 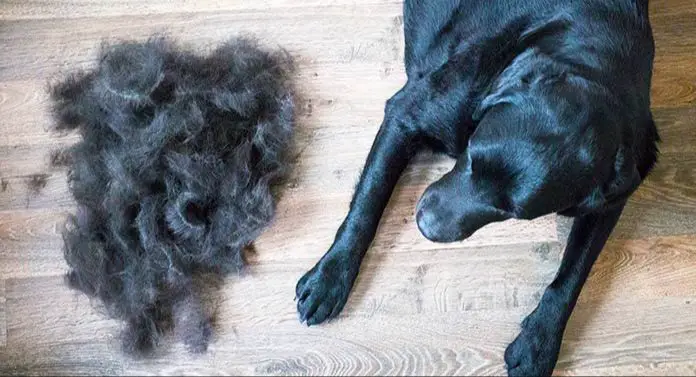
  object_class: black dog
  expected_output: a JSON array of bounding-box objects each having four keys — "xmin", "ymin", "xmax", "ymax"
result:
[{"xmin": 296, "ymin": 0, "xmax": 658, "ymax": 375}]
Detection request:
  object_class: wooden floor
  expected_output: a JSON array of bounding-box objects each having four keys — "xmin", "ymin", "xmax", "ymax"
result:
[{"xmin": 1, "ymin": 0, "xmax": 695, "ymax": 375}]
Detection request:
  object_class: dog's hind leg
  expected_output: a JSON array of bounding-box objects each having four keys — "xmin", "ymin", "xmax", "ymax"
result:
[
  {"xmin": 504, "ymin": 201, "xmax": 628, "ymax": 376},
  {"xmin": 295, "ymin": 102, "xmax": 419, "ymax": 325}
]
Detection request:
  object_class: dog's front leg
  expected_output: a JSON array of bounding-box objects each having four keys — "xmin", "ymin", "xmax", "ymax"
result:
[
  {"xmin": 296, "ymin": 102, "xmax": 418, "ymax": 326},
  {"xmin": 504, "ymin": 201, "xmax": 628, "ymax": 376}
]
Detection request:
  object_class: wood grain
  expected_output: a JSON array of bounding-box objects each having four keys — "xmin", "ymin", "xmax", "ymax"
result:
[
  {"xmin": 578, "ymin": 235, "xmax": 696, "ymax": 305},
  {"xmin": 651, "ymin": 55, "xmax": 696, "ymax": 109},
  {"xmin": 0, "ymin": 60, "xmax": 406, "ymax": 145},
  {"xmin": 0, "ymin": 6, "xmax": 404, "ymax": 82},
  {"xmin": 2, "ymin": 261, "xmax": 695, "ymax": 376},
  {"xmin": 0, "ymin": 209, "xmax": 69, "ymax": 279},
  {"xmin": 0, "ymin": 0, "xmax": 403, "ymax": 20},
  {"xmin": 557, "ymin": 297, "xmax": 696, "ymax": 372},
  {"xmin": 1, "ymin": 277, "xmax": 124, "ymax": 376},
  {"xmin": 0, "ymin": 279, "xmax": 6, "ymax": 347},
  {"xmin": 1, "ymin": 0, "xmax": 695, "ymax": 375},
  {"xmin": 613, "ymin": 107, "xmax": 696, "ymax": 238},
  {"xmin": 0, "ymin": 182, "xmax": 558, "ymax": 279},
  {"xmin": 558, "ymin": 362, "xmax": 696, "ymax": 377}
]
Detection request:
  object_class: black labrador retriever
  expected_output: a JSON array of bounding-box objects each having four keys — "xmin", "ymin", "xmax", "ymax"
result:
[{"xmin": 296, "ymin": 0, "xmax": 659, "ymax": 375}]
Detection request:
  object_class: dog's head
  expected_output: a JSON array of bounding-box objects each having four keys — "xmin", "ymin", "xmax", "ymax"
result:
[{"xmin": 416, "ymin": 100, "xmax": 641, "ymax": 243}]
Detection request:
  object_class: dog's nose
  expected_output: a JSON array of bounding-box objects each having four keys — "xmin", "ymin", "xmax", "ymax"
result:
[
  {"xmin": 416, "ymin": 195, "xmax": 461, "ymax": 243},
  {"xmin": 417, "ymin": 209, "xmax": 445, "ymax": 242}
]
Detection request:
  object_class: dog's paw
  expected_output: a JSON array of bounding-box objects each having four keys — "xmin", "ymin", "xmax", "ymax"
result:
[
  {"xmin": 504, "ymin": 310, "xmax": 562, "ymax": 377},
  {"xmin": 295, "ymin": 256, "xmax": 357, "ymax": 326}
]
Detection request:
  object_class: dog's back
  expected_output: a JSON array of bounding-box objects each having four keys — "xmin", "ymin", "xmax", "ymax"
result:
[
  {"xmin": 403, "ymin": 0, "xmax": 657, "ymax": 176},
  {"xmin": 405, "ymin": 0, "xmax": 653, "ymax": 74}
]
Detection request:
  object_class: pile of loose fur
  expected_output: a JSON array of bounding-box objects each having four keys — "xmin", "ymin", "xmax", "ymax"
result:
[{"xmin": 49, "ymin": 35, "xmax": 295, "ymax": 354}]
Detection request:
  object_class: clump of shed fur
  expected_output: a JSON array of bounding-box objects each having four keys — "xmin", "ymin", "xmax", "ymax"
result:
[{"xmin": 49, "ymin": 35, "xmax": 295, "ymax": 354}]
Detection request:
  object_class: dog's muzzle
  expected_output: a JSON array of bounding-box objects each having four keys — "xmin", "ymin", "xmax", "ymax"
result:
[{"xmin": 416, "ymin": 189, "xmax": 509, "ymax": 243}]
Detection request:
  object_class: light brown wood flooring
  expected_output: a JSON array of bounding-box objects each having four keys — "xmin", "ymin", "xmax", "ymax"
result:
[{"xmin": 1, "ymin": 0, "xmax": 695, "ymax": 375}]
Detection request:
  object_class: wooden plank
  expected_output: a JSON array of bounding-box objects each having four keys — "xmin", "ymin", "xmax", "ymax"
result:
[
  {"xmin": 3, "ymin": 262, "xmax": 696, "ymax": 375},
  {"xmin": 0, "ymin": 0, "xmax": 690, "ymax": 26},
  {"xmin": 578, "ymin": 235, "xmax": 696, "ymax": 305},
  {"xmin": 1, "ymin": 276, "xmax": 123, "ymax": 375},
  {"xmin": 0, "ymin": 189, "xmax": 558, "ymax": 278},
  {"xmin": 123, "ymin": 311, "xmax": 517, "ymax": 376},
  {"xmin": 3, "ymin": 232, "xmax": 696, "ymax": 342},
  {"xmin": 557, "ymin": 361, "xmax": 696, "ymax": 376},
  {"xmin": 126, "ymin": 296, "xmax": 696, "ymax": 376},
  {"xmin": 0, "ymin": 60, "xmax": 406, "ymax": 145},
  {"xmin": 613, "ymin": 107, "xmax": 696, "ymax": 239},
  {"xmin": 651, "ymin": 106, "xmax": 696, "ymax": 155},
  {"xmin": 0, "ymin": 342, "xmax": 124, "ymax": 376},
  {"xmin": 616, "ymin": 153, "xmax": 696, "ymax": 239},
  {"xmin": 651, "ymin": 55, "xmax": 696, "ymax": 109},
  {"xmin": 0, "ymin": 0, "xmax": 690, "ymax": 22},
  {"xmin": 0, "ymin": 262, "xmax": 532, "ymax": 376},
  {"xmin": 0, "ymin": 0, "xmax": 695, "ymax": 375},
  {"xmin": 3, "ymin": 277, "xmax": 120, "ymax": 348},
  {"xmin": 651, "ymin": 3, "xmax": 696, "ymax": 58},
  {"xmin": 0, "ymin": 0, "xmax": 402, "ymax": 20},
  {"xmin": 0, "ymin": 144, "xmax": 448, "ymax": 206},
  {"xmin": 0, "ymin": 37, "xmax": 693, "ymax": 126},
  {"xmin": 0, "ymin": 208, "xmax": 69, "ymax": 279},
  {"xmin": 651, "ymin": 0, "xmax": 696, "ymax": 110},
  {"xmin": 650, "ymin": 0, "xmax": 696, "ymax": 18},
  {"xmin": 0, "ymin": 54, "xmax": 689, "ymax": 149},
  {"xmin": 0, "ymin": 5, "xmax": 405, "ymax": 82},
  {"xmin": 0, "ymin": 280, "xmax": 6, "ymax": 347},
  {"xmin": 0, "ymin": 238, "xmax": 561, "ymax": 326},
  {"xmin": 553, "ymin": 235, "xmax": 696, "ymax": 372},
  {"xmin": 0, "ymin": 172, "xmax": 74, "ymax": 212},
  {"xmin": 555, "ymin": 297, "xmax": 696, "ymax": 374},
  {"xmin": 0, "ymin": 1, "xmax": 694, "ymax": 88},
  {"xmin": 0, "ymin": 143, "xmax": 76, "ymax": 178},
  {"xmin": 0, "ymin": 80, "xmax": 54, "ymax": 146}
]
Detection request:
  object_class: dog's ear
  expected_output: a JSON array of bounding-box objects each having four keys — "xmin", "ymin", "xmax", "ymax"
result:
[{"xmin": 577, "ymin": 144, "xmax": 641, "ymax": 213}]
